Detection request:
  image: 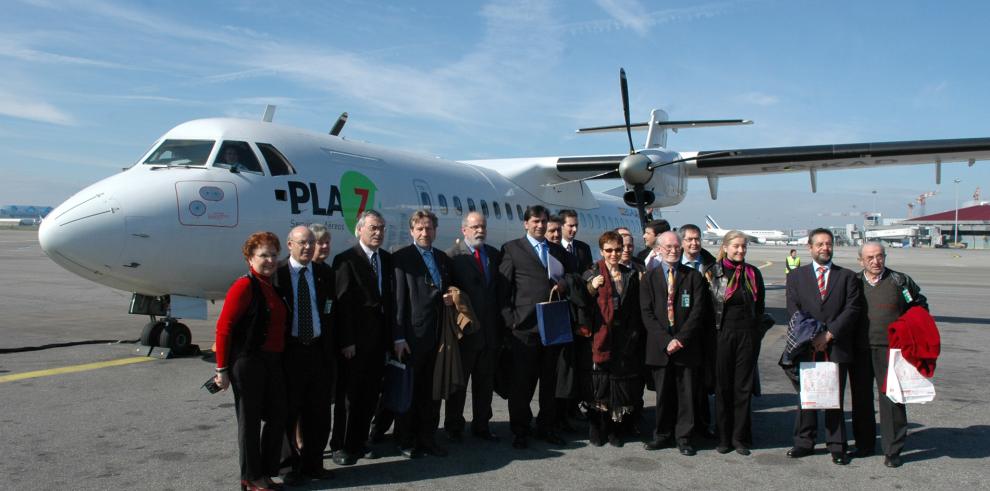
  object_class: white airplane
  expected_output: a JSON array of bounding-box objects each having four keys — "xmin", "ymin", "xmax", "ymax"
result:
[
  {"xmin": 0, "ymin": 204, "xmax": 52, "ymax": 226},
  {"xmin": 703, "ymin": 214, "xmax": 789, "ymax": 244},
  {"xmin": 37, "ymin": 70, "xmax": 990, "ymax": 353}
]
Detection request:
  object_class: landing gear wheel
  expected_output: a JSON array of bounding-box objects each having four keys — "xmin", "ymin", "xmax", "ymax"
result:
[
  {"xmin": 159, "ymin": 322, "xmax": 193, "ymax": 355},
  {"xmin": 140, "ymin": 320, "xmax": 166, "ymax": 347}
]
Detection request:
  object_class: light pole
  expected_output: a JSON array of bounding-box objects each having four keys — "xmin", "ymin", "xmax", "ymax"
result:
[{"xmin": 954, "ymin": 178, "xmax": 961, "ymax": 245}]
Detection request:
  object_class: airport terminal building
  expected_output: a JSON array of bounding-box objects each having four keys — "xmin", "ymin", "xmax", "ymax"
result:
[{"xmin": 904, "ymin": 204, "xmax": 990, "ymax": 249}]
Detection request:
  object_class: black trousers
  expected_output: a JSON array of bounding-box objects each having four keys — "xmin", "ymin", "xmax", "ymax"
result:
[
  {"xmin": 715, "ymin": 327, "xmax": 757, "ymax": 449},
  {"xmin": 230, "ymin": 352, "xmax": 286, "ymax": 481},
  {"xmin": 790, "ymin": 362, "xmax": 848, "ymax": 452},
  {"xmin": 853, "ymin": 347, "xmax": 909, "ymax": 456},
  {"xmin": 330, "ymin": 351, "xmax": 385, "ymax": 455},
  {"xmin": 444, "ymin": 345, "xmax": 496, "ymax": 434},
  {"xmin": 283, "ymin": 340, "xmax": 334, "ymax": 471},
  {"xmin": 651, "ymin": 364, "xmax": 697, "ymax": 445},
  {"xmin": 396, "ymin": 349, "xmax": 442, "ymax": 447},
  {"xmin": 849, "ymin": 348, "xmax": 877, "ymax": 452},
  {"xmin": 507, "ymin": 336, "xmax": 560, "ymax": 436}
]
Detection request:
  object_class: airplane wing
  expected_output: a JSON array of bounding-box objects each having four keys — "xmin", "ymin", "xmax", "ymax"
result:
[{"xmin": 685, "ymin": 137, "xmax": 990, "ymax": 178}]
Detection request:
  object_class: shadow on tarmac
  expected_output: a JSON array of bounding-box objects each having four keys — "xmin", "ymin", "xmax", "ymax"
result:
[
  {"xmin": 904, "ymin": 425, "xmax": 990, "ymax": 462},
  {"xmin": 933, "ymin": 315, "xmax": 990, "ymax": 326}
]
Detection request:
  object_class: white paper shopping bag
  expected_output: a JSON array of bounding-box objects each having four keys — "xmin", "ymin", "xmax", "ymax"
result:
[
  {"xmin": 799, "ymin": 360, "xmax": 840, "ymax": 409},
  {"xmin": 885, "ymin": 348, "xmax": 935, "ymax": 404}
]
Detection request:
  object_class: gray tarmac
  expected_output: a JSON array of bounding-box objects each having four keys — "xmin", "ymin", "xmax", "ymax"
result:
[{"xmin": 1, "ymin": 228, "xmax": 989, "ymax": 490}]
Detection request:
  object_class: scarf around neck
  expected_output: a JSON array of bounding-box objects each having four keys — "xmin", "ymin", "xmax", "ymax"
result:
[
  {"xmin": 593, "ymin": 260, "xmax": 618, "ymax": 364},
  {"xmin": 722, "ymin": 258, "xmax": 758, "ymax": 301}
]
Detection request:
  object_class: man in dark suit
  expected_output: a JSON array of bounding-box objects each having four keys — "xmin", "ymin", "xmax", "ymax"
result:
[
  {"xmin": 499, "ymin": 205, "xmax": 576, "ymax": 449},
  {"xmin": 445, "ymin": 211, "xmax": 502, "ymax": 443},
  {"xmin": 329, "ymin": 210, "xmax": 395, "ymax": 466},
  {"xmin": 275, "ymin": 225, "xmax": 335, "ymax": 483},
  {"xmin": 392, "ymin": 209, "xmax": 452, "ymax": 458},
  {"xmin": 640, "ymin": 231, "xmax": 711, "ymax": 456},
  {"xmin": 679, "ymin": 223, "xmax": 719, "ymax": 440},
  {"xmin": 638, "ymin": 219, "xmax": 671, "ymax": 266},
  {"xmin": 785, "ymin": 227, "xmax": 864, "ymax": 465},
  {"xmin": 559, "ymin": 209, "xmax": 593, "ymax": 274}
]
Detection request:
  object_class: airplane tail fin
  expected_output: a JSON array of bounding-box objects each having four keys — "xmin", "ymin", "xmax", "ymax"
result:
[{"xmin": 705, "ymin": 214, "xmax": 721, "ymax": 231}]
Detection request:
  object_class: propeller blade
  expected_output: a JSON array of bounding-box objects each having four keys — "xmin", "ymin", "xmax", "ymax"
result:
[
  {"xmin": 646, "ymin": 150, "xmax": 739, "ymax": 171},
  {"xmin": 633, "ymin": 183, "xmax": 648, "ymax": 231},
  {"xmin": 619, "ymin": 68, "xmax": 635, "ymax": 155}
]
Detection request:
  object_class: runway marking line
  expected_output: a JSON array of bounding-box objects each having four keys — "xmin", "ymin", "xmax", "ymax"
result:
[
  {"xmin": 758, "ymin": 261, "xmax": 772, "ymax": 269},
  {"xmin": 0, "ymin": 356, "xmax": 154, "ymax": 384}
]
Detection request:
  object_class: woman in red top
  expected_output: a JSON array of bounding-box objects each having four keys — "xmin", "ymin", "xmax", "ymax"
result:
[{"xmin": 213, "ymin": 231, "xmax": 289, "ymax": 491}]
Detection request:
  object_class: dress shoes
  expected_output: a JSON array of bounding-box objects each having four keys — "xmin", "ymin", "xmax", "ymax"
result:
[
  {"xmin": 362, "ymin": 447, "xmax": 380, "ymax": 460},
  {"xmin": 643, "ymin": 438, "xmax": 672, "ymax": 451},
  {"xmin": 786, "ymin": 446, "xmax": 813, "ymax": 458},
  {"xmin": 678, "ymin": 444, "xmax": 697, "ymax": 456},
  {"xmin": 398, "ymin": 445, "xmax": 423, "ymax": 459},
  {"xmin": 284, "ymin": 467, "xmax": 335, "ymax": 484},
  {"xmin": 535, "ymin": 429, "xmax": 565, "ymax": 445},
  {"xmin": 331, "ymin": 450, "xmax": 358, "ymax": 466},
  {"xmin": 472, "ymin": 430, "xmax": 500, "ymax": 442},
  {"xmin": 884, "ymin": 454, "xmax": 903, "ymax": 468},
  {"xmin": 446, "ymin": 430, "xmax": 463, "ymax": 443},
  {"xmin": 512, "ymin": 434, "xmax": 528, "ymax": 449},
  {"xmin": 735, "ymin": 448, "xmax": 751, "ymax": 456},
  {"xmin": 831, "ymin": 451, "xmax": 849, "ymax": 465},
  {"xmin": 419, "ymin": 440, "xmax": 449, "ymax": 457},
  {"xmin": 715, "ymin": 445, "xmax": 732, "ymax": 454},
  {"xmin": 608, "ymin": 433, "xmax": 624, "ymax": 448}
]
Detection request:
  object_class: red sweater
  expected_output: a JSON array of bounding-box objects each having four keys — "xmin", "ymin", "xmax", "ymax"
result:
[
  {"xmin": 887, "ymin": 306, "xmax": 940, "ymax": 378},
  {"xmin": 215, "ymin": 269, "xmax": 287, "ymax": 368}
]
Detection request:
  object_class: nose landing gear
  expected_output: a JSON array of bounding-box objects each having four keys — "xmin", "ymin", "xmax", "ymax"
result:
[{"xmin": 132, "ymin": 294, "xmax": 198, "ymax": 357}]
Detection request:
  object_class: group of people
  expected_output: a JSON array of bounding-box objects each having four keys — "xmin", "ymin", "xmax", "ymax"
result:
[{"xmin": 212, "ymin": 206, "xmax": 926, "ymax": 490}]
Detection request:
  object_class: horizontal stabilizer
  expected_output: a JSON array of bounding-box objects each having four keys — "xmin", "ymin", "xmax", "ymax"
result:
[{"xmin": 577, "ymin": 119, "xmax": 752, "ymax": 134}]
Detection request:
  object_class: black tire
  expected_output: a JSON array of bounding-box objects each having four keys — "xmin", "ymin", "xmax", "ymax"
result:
[
  {"xmin": 139, "ymin": 320, "xmax": 165, "ymax": 347},
  {"xmin": 159, "ymin": 322, "xmax": 192, "ymax": 355}
]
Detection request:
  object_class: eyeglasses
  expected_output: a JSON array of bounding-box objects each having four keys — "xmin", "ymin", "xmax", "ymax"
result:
[
  {"xmin": 657, "ymin": 245, "xmax": 682, "ymax": 252},
  {"xmin": 601, "ymin": 247, "xmax": 621, "ymax": 253}
]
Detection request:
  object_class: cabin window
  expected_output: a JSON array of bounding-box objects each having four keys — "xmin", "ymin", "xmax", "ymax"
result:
[
  {"xmin": 504, "ymin": 202, "xmax": 512, "ymax": 220},
  {"xmin": 257, "ymin": 143, "xmax": 297, "ymax": 175},
  {"xmin": 467, "ymin": 198, "xmax": 476, "ymax": 212},
  {"xmin": 144, "ymin": 139, "xmax": 214, "ymax": 167},
  {"xmin": 438, "ymin": 194, "xmax": 449, "ymax": 215},
  {"xmin": 213, "ymin": 141, "xmax": 264, "ymax": 174},
  {"xmin": 516, "ymin": 204, "xmax": 524, "ymax": 220},
  {"xmin": 480, "ymin": 199, "xmax": 489, "ymax": 217},
  {"xmin": 420, "ymin": 191, "xmax": 432, "ymax": 210},
  {"xmin": 453, "ymin": 196, "xmax": 463, "ymax": 216}
]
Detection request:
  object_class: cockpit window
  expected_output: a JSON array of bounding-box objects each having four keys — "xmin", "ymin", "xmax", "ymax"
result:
[
  {"xmin": 257, "ymin": 143, "xmax": 297, "ymax": 176},
  {"xmin": 143, "ymin": 139, "xmax": 214, "ymax": 167},
  {"xmin": 214, "ymin": 141, "xmax": 263, "ymax": 174}
]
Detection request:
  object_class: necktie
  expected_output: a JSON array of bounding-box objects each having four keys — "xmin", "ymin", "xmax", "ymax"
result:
[
  {"xmin": 297, "ymin": 267, "xmax": 314, "ymax": 343},
  {"xmin": 538, "ymin": 242, "xmax": 548, "ymax": 268},
  {"xmin": 371, "ymin": 251, "xmax": 380, "ymax": 293},
  {"xmin": 566, "ymin": 242, "xmax": 574, "ymax": 254},
  {"xmin": 666, "ymin": 266, "xmax": 675, "ymax": 332},
  {"xmin": 422, "ymin": 249, "xmax": 442, "ymax": 289},
  {"xmin": 817, "ymin": 266, "xmax": 827, "ymax": 299},
  {"xmin": 473, "ymin": 247, "xmax": 486, "ymax": 281}
]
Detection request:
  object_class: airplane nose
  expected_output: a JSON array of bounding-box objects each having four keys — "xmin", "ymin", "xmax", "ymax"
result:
[{"xmin": 39, "ymin": 188, "xmax": 124, "ymax": 277}]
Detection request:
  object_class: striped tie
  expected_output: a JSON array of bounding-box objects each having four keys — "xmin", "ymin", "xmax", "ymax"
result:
[
  {"xmin": 817, "ymin": 266, "xmax": 827, "ymax": 299},
  {"xmin": 666, "ymin": 267, "xmax": 675, "ymax": 331}
]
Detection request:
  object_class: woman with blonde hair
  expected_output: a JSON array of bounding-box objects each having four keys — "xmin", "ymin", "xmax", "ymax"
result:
[{"xmin": 709, "ymin": 230, "xmax": 765, "ymax": 455}]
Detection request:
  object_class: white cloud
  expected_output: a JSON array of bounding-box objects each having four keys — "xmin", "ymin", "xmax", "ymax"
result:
[
  {"xmin": 0, "ymin": 90, "xmax": 74, "ymax": 125},
  {"xmin": 0, "ymin": 37, "xmax": 126, "ymax": 68},
  {"xmin": 570, "ymin": 1, "xmax": 729, "ymax": 36}
]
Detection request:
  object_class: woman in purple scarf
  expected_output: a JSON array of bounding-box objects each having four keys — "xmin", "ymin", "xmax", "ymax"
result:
[{"xmin": 709, "ymin": 230, "xmax": 765, "ymax": 455}]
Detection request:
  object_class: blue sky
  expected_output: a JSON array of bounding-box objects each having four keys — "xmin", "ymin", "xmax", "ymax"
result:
[{"xmin": 2, "ymin": 0, "xmax": 988, "ymax": 230}]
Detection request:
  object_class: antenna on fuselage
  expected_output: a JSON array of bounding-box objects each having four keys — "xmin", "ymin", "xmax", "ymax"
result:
[
  {"xmin": 262, "ymin": 105, "xmax": 276, "ymax": 122},
  {"xmin": 330, "ymin": 112, "xmax": 348, "ymax": 136}
]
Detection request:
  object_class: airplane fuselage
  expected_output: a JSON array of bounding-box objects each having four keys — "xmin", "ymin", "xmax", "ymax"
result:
[{"xmin": 39, "ymin": 118, "xmax": 648, "ymax": 301}]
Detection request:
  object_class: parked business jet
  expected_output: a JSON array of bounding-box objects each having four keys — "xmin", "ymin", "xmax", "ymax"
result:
[
  {"xmin": 37, "ymin": 70, "xmax": 990, "ymax": 353},
  {"xmin": 703, "ymin": 215, "xmax": 789, "ymax": 244}
]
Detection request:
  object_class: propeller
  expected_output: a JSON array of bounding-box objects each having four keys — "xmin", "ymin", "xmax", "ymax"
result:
[{"xmin": 617, "ymin": 69, "xmax": 653, "ymax": 231}]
